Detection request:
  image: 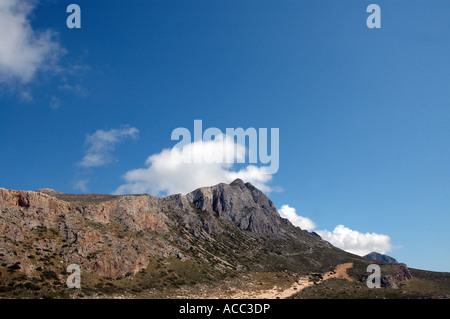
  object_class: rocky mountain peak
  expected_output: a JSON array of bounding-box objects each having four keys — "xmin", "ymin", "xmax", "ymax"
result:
[
  {"xmin": 229, "ymin": 178, "xmax": 246, "ymax": 188},
  {"xmin": 364, "ymin": 252, "xmax": 398, "ymax": 264},
  {"xmin": 185, "ymin": 179, "xmax": 286, "ymax": 236}
]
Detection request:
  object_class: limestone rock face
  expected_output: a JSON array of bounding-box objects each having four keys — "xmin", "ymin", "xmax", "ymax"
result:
[{"xmin": 0, "ymin": 189, "xmax": 174, "ymax": 279}]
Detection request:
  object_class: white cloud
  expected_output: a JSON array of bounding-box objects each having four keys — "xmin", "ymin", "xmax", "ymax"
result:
[
  {"xmin": 316, "ymin": 225, "xmax": 393, "ymax": 256},
  {"xmin": 19, "ymin": 89, "xmax": 32, "ymax": 102},
  {"xmin": 113, "ymin": 134, "xmax": 274, "ymax": 196},
  {"xmin": 58, "ymin": 83, "xmax": 88, "ymax": 97},
  {"xmin": 278, "ymin": 204, "xmax": 316, "ymax": 231},
  {"xmin": 73, "ymin": 178, "xmax": 90, "ymax": 193},
  {"xmin": 278, "ymin": 204, "xmax": 394, "ymax": 256},
  {"xmin": 49, "ymin": 95, "xmax": 60, "ymax": 109},
  {"xmin": 0, "ymin": 0, "xmax": 62, "ymax": 84},
  {"xmin": 79, "ymin": 126, "xmax": 139, "ymax": 168}
]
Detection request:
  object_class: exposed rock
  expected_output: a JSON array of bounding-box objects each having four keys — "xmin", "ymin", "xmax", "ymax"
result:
[
  {"xmin": 310, "ymin": 231, "xmax": 322, "ymax": 239},
  {"xmin": 364, "ymin": 252, "xmax": 398, "ymax": 264},
  {"xmin": 360, "ymin": 263, "xmax": 413, "ymax": 288},
  {"xmin": 185, "ymin": 180, "xmax": 288, "ymax": 236}
]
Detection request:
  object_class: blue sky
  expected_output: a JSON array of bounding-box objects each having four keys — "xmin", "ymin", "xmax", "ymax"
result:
[{"xmin": 0, "ymin": 0, "xmax": 449, "ymax": 272}]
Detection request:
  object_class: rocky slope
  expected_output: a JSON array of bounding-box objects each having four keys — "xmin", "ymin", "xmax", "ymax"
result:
[{"xmin": 0, "ymin": 180, "xmax": 419, "ymax": 297}]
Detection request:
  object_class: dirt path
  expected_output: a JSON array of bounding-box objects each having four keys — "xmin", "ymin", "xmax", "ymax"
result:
[
  {"xmin": 324, "ymin": 262, "xmax": 354, "ymax": 282},
  {"xmin": 217, "ymin": 263, "xmax": 354, "ymax": 299}
]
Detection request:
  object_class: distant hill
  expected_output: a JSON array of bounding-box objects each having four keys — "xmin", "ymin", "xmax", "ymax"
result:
[{"xmin": 364, "ymin": 252, "xmax": 398, "ymax": 264}]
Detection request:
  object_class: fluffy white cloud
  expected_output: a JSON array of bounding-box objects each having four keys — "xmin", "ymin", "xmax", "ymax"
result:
[
  {"xmin": 0, "ymin": 0, "xmax": 62, "ymax": 83},
  {"xmin": 316, "ymin": 225, "xmax": 393, "ymax": 256},
  {"xmin": 113, "ymin": 134, "xmax": 274, "ymax": 196},
  {"xmin": 278, "ymin": 204, "xmax": 316, "ymax": 231},
  {"xmin": 278, "ymin": 205, "xmax": 394, "ymax": 256},
  {"xmin": 79, "ymin": 126, "xmax": 139, "ymax": 168}
]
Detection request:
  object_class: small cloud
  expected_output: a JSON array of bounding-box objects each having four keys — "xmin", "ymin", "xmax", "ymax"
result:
[
  {"xmin": 79, "ymin": 126, "xmax": 139, "ymax": 168},
  {"xmin": 49, "ymin": 95, "xmax": 61, "ymax": 109},
  {"xmin": 58, "ymin": 83, "xmax": 88, "ymax": 97},
  {"xmin": 66, "ymin": 63, "xmax": 91, "ymax": 75},
  {"xmin": 278, "ymin": 204, "xmax": 316, "ymax": 231},
  {"xmin": 49, "ymin": 95, "xmax": 60, "ymax": 109},
  {"xmin": 19, "ymin": 90, "xmax": 32, "ymax": 102},
  {"xmin": 73, "ymin": 179, "xmax": 89, "ymax": 193}
]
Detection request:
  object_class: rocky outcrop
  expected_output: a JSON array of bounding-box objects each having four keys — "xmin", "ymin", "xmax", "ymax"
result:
[
  {"xmin": 360, "ymin": 263, "xmax": 412, "ymax": 288},
  {"xmin": 364, "ymin": 252, "xmax": 398, "ymax": 264},
  {"xmin": 380, "ymin": 264, "xmax": 413, "ymax": 288}
]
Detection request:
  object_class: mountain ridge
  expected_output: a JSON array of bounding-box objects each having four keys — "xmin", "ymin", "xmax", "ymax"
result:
[
  {"xmin": 0, "ymin": 180, "xmax": 435, "ymax": 298},
  {"xmin": 0, "ymin": 180, "xmax": 347, "ymax": 279}
]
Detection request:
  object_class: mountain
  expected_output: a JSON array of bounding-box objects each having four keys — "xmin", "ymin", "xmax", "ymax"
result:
[
  {"xmin": 364, "ymin": 252, "xmax": 398, "ymax": 264},
  {"xmin": 0, "ymin": 180, "xmax": 447, "ymax": 299},
  {"xmin": 0, "ymin": 179, "xmax": 344, "ymax": 279}
]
